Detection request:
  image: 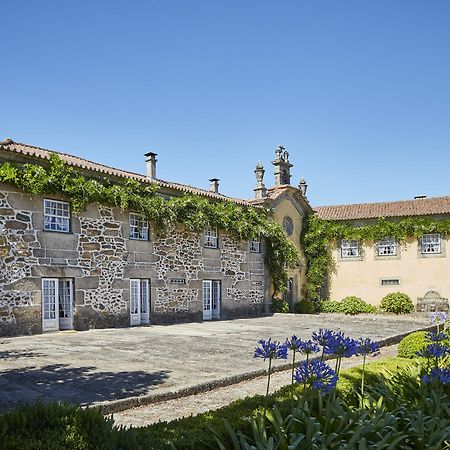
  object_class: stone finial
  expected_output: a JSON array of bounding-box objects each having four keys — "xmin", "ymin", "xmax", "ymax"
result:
[
  {"xmin": 272, "ymin": 145, "xmax": 293, "ymax": 186},
  {"xmin": 299, "ymin": 178, "xmax": 308, "ymax": 196},
  {"xmin": 209, "ymin": 178, "xmax": 220, "ymax": 193},
  {"xmin": 254, "ymin": 162, "xmax": 267, "ymax": 199},
  {"xmin": 145, "ymin": 152, "xmax": 157, "ymax": 179},
  {"xmin": 1, "ymin": 138, "xmax": 13, "ymax": 145}
]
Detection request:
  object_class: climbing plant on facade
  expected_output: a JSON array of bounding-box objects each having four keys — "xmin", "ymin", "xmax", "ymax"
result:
[
  {"xmin": 0, "ymin": 155, "xmax": 300, "ymax": 293},
  {"xmin": 302, "ymin": 214, "xmax": 450, "ymax": 300}
]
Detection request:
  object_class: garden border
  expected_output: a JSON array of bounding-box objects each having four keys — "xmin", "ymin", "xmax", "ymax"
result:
[{"xmin": 97, "ymin": 324, "xmax": 437, "ymax": 415}]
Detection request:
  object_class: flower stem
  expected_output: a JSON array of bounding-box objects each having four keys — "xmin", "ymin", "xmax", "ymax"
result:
[
  {"xmin": 361, "ymin": 355, "xmax": 366, "ymax": 397},
  {"xmin": 291, "ymin": 350, "xmax": 296, "ymax": 385},
  {"xmin": 266, "ymin": 357, "xmax": 272, "ymax": 398}
]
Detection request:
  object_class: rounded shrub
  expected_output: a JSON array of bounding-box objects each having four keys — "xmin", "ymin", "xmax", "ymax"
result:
[
  {"xmin": 381, "ymin": 292, "xmax": 414, "ymax": 314},
  {"xmin": 398, "ymin": 331, "xmax": 428, "ymax": 358},
  {"xmin": 294, "ymin": 300, "xmax": 315, "ymax": 314},
  {"xmin": 317, "ymin": 300, "xmax": 342, "ymax": 313},
  {"xmin": 271, "ymin": 297, "xmax": 290, "ymax": 313},
  {"xmin": 339, "ymin": 296, "xmax": 376, "ymax": 315}
]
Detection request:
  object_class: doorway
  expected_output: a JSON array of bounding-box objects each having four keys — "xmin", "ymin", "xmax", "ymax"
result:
[
  {"xmin": 42, "ymin": 278, "xmax": 74, "ymax": 332},
  {"xmin": 203, "ymin": 280, "xmax": 221, "ymax": 320},
  {"xmin": 130, "ymin": 279, "xmax": 150, "ymax": 326}
]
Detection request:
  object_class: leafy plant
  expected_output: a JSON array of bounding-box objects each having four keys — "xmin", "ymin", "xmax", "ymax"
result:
[
  {"xmin": 293, "ymin": 299, "xmax": 315, "ymax": 314},
  {"xmin": 339, "ymin": 296, "xmax": 376, "ymax": 315},
  {"xmin": 381, "ymin": 292, "xmax": 414, "ymax": 314},
  {"xmin": 270, "ymin": 297, "xmax": 289, "ymax": 313},
  {"xmin": 398, "ymin": 331, "xmax": 429, "ymax": 359},
  {"xmin": 317, "ymin": 299, "xmax": 342, "ymax": 313}
]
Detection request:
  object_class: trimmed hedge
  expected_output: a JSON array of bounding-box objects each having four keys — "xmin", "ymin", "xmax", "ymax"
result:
[
  {"xmin": 317, "ymin": 297, "xmax": 375, "ymax": 315},
  {"xmin": 294, "ymin": 299, "xmax": 316, "ymax": 314},
  {"xmin": 398, "ymin": 330, "xmax": 450, "ymax": 359},
  {"xmin": 381, "ymin": 292, "xmax": 414, "ymax": 314}
]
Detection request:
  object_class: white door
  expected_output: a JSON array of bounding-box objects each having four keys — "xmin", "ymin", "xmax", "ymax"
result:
[
  {"xmin": 140, "ymin": 280, "xmax": 150, "ymax": 325},
  {"xmin": 203, "ymin": 280, "xmax": 213, "ymax": 320},
  {"xmin": 212, "ymin": 280, "xmax": 221, "ymax": 319},
  {"xmin": 130, "ymin": 279, "xmax": 141, "ymax": 326},
  {"xmin": 58, "ymin": 279, "xmax": 73, "ymax": 330},
  {"xmin": 42, "ymin": 278, "xmax": 59, "ymax": 332}
]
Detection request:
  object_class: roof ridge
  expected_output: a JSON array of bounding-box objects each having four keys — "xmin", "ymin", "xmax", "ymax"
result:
[{"xmin": 0, "ymin": 140, "xmax": 253, "ymax": 206}]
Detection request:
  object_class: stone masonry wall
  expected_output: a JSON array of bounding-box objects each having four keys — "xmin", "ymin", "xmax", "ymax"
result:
[{"xmin": 0, "ymin": 185, "xmax": 267, "ymax": 336}]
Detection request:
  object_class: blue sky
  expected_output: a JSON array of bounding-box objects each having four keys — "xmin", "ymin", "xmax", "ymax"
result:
[{"xmin": 1, "ymin": 1, "xmax": 449, "ymax": 206}]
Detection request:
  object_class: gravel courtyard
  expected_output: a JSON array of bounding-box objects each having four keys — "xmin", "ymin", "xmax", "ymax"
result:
[{"xmin": 0, "ymin": 313, "xmax": 430, "ymax": 411}]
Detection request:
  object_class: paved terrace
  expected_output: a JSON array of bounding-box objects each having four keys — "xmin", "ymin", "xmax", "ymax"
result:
[{"xmin": 0, "ymin": 314, "xmax": 430, "ymax": 412}]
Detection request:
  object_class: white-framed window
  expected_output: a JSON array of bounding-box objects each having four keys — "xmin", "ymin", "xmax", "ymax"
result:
[
  {"xmin": 43, "ymin": 199, "xmax": 70, "ymax": 233},
  {"xmin": 340, "ymin": 239, "xmax": 360, "ymax": 258},
  {"xmin": 129, "ymin": 213, "xmax": 149, "ymax": 240},
  {"xmin": 249, "ymin": 239, "xmax": 261, "ymax": 253},
  {"xmin": 204, "ymin": 226, "xmax": 218, "ymax": 248},
  {"xmin": 377, "ymin": 238, "xmax": 397, "ymax": 256},
  {"xmin": 421, "ymin": 233, "xmax": 441, "ymax": 254},
  {"xmin": 130, "ymin": 279, "xmax": 150, "ymax": 325}
]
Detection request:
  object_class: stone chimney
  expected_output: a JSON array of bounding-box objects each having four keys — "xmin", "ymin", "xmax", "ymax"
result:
[
  {"xmin": 145, "ymin": 152, "xmax": 157, "ymax": 179},
  {"xmin": 209, "ymin": 178, "xmax": 219, "ymax": 193},
  {"xmin": 272, "ymin": 145, "xmax": 293, "ymax": 186},
  {"xmin": 254, "ymin": 162, "xmax": 267, "ymax": 199}
]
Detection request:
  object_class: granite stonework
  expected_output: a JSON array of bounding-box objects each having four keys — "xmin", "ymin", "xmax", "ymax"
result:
[{"xmin": 0, "ymin": 185, "xmax": 267, "ymax": 336}]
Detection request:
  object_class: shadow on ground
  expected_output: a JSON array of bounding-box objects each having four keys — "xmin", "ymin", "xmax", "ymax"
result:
[{"xmin": 0, "ymin": 364, "xmax": 170, "ymax": 410}]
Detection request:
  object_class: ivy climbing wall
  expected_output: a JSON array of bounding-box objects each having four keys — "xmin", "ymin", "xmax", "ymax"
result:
[{"xmin": 0, "ymin": 185, "xmax": 267, "ymax": 336}]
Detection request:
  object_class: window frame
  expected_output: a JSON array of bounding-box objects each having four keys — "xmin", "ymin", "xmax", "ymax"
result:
[
  {"xmin": 420, "ymin": 233, "xmax": 441, "ymax": 255},
  {"xmin": 204, "ymin": 226, "xmax": 218, "ymax": 249},
  {"xmin": 340, "ymin": 239, "xmax": 360, "ymax": 258},
  {"xmin": 249, "ymin": 239, "xmax": 261, "ymax": 253},
  {"xmin": 377, "ymin": 238, "xmax": 397, "ymax": 256},
  {"xmin": 129, "ymin": 212, "xmax": 149, "ymax": 241},
  {"xmin": 43, "ymin": 199, "xmax": 71, "ymax": 233}
]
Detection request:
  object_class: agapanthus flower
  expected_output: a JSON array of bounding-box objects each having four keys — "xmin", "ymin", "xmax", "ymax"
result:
[
  {"xmin": 285, "ymin": 335, "xmax": 303, "ymax": 351},
  {"xmin": 324, "ymin": 334, "xmax": 358, "ymax": 358},
  {"xmin": 311, "ymin": 329, "xmax": 335, "ymax": 348},
  {"xmin": 422, "ymin": 367, "xmax": 450, "ymax": 385},
  {"xmin": 416, "ymin": 343, "xmax": 450, "ymax": 359},
  {"xmin": 429, "ymin": 311, "xmax": 449, "ymax": 325},
  {"xmin": 254, "ymin": 338, "xmax": 288, "ymax": 360},
  {"xmin": 426, "ymin": 331, "xmax": 449, "ymax": 342},
  {"xmin": 356, "ymin": 337, "xmax": 380, "ymax": 357},
  {"xmin": 294, "ymin": 360, "xmax": 338, "ymax": 394},
  {"xmin": 299, "ymin": 339, "xmax": 320, "ymax": 355}
]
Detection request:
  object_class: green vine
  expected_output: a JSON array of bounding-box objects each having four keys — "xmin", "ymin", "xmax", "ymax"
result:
[
  {"xmin": 0, "ymin": 155, "xmax": 299, "ymax": 293},
  {"xmin": 302, "ymin": 214, "xmax": 450, "ymax": 300}
]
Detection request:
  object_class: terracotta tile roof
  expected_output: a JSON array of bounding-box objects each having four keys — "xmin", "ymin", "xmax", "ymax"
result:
[
  {"xmin": 248, "ymin": 185, "xmax": 313, "ymax": 212},
  {"xmin": 0, "ymin": 139, "xmax": 253, "ymax": 206},
  {"xmin": 315, "ymin": 197, "xmax": 450, "ymax": 221}
]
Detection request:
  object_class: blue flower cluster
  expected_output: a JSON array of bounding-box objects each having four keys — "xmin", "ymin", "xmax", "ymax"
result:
[
  {"xmin": 357, "ymin": 338, "xmax": 380, "ymax": 357},
  {"xmin": 422, "ymin": 367, "xmax": 450, "ymax": 385},
  {"xmin": 294, "ymin": 360, "xmax": 338, "ymax": 394},
  {"xmin": 429, "ymin": 311, "xmax": 449, "ymax": 326},
  {"xmin": 254, "ymin": 338, "xmax": 288, "ymax": 361},
  {"xmin": 417, "ymin": 342, "xmax": 450, "ymax": 359},
  {"xmin": 286, "ymin": 335, "xmax": 320, "ymax": 355}
]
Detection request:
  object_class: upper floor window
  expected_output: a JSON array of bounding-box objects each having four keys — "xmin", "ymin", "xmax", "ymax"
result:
[
  {"xmin": 421, "ymin": 233, "xmax": 441, "ymax": 254},
  {"xmin": 340, "ymin": 239, "xmax": 360, "ymax": 258},
  {"xmin": 249, "ymin": 239, "xmax": 261, "ymax": 253},
  {"xmin": 44, "ymin": 199, "xmax": 70, "ymax": 233},
  {"xmin": 377, "ymin": 238, "xmax": 397, "ymax": 256},
  {"xmin": 129, "ymin": 213, "xmax": 149, "ymax": 240},
  {"xmin": 204, "ymin": 226, "xmax": 218, "ymax": 248}
]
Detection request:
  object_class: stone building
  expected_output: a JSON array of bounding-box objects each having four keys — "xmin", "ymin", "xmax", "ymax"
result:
[
  {"xmin": 316, "ymin": 198, "xmax": 450, "ymax": 309},
  {"xmin": 0, "ymin": 140, "xmax": 310, "ymax": 336}
]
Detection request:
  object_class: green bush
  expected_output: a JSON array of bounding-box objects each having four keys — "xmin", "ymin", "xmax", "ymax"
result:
[
  {"xmin": 271, "ymin": 297, "xmax": 289, "ymax": 313},
  {"xmin": 317, "ymin": 299, "xmax": 342, "ymax": 313},
  {"xmin": 381, "ymin": 292, "xmax": 414, "ymax": 314},
  {"xmin": 398, "ymin": 330, "xmax": 450, "ymax": 359},
  {"xmin": 294, "ymin": 299, "xmax": 315, "ymax": 314},
  {"xmin": 0, "ymin": 402, "xmax": 118, "ymax": 450},
  {"xmin": 339, "ymin": 296, "xmax": 376, "ymax": 315}
]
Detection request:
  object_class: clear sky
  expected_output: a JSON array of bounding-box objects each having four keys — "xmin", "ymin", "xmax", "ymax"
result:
[{"xmin": 1, "ymin": 1, "xmax": 449, "ymax": 206}]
